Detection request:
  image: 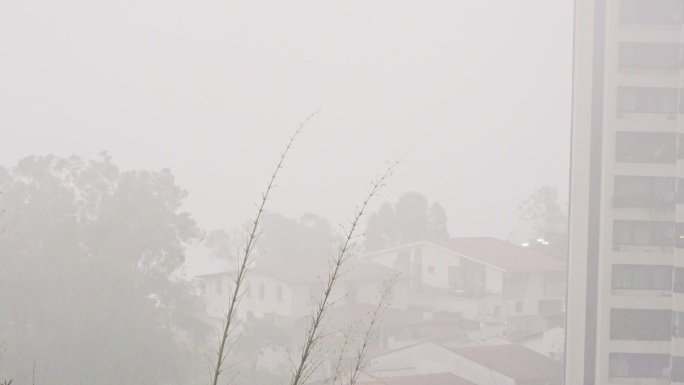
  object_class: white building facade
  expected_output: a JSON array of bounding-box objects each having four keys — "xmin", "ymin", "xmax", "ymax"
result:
[{"xmin": 567, "ymin": 0, "xmax": 684, "ymax": 383}]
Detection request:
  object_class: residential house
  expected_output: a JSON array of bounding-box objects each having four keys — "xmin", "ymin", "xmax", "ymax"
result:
[
  {"xmin": 361, "ymin": 238, "xmax": 566, "ymax": 337},
  {"xmin": 198, "ymin": 262, "xmax": 407, "ymax": 322}
]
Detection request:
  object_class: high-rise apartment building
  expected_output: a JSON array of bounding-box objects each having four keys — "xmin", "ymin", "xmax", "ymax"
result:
[{"xmin": 566, "ymin": 0, "xmax": 684, "ymax": 384}]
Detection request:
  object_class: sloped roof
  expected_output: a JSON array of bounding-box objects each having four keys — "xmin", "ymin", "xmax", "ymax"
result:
[
  {"xmin": 371, "ymin": 372, "xmax": 474, "ymax": 385},
  {"xmin": 432, "ymin": 237, "xmax": 566, "ymax": 272},
  {"xmin": 449, "ymin": 344, "xmax": 564, "ymax": 380}
]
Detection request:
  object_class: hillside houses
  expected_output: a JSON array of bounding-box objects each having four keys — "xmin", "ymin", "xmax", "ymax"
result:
[
  {"xmin": 196, "ymin": 237, "xmax": 567, "ymax": 384},
  {"xmin": 361, "ymin": 237, "xmax": 566, "ymax": 338}
]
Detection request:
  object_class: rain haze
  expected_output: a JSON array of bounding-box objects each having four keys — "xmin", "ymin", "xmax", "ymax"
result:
[
  {"xmin": 0, "ymin": 1, "xmax": 589, "ymax": 385},
  {"xmin": 0, "ymin": 1, "xmax": 573, "ymax": 239}
]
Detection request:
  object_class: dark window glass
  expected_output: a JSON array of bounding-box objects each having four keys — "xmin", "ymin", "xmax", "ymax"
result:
[
  {"xmin": 673, "ymin": 357, "xmax": 684, "ymax": 382},
  {"xmin": 617, "ymin": 87, "xmax": 679, "ymax": 113},
  {"xmin": 611, "ymin": 309, "xmax": 672, "ymax": 340},
  {"xmin": 620, "ymin": 0, "xmax": 684, "ymax": 24},
  {"xmin": 619, "ymin": 42, "xmax": 682, "ymax": 70},
  {"xmin": 609, "ymin": 353, "xmax": 670, "ymax": 378},
  {"xmin": 614, "ymin": 175, "xmax": 676, "ymax": 208},
  {"xmin": 677, "ymin": 179, "xmax": 684, "ymax": 203},
  {"xmin": 615, "ymin": 132, "xmax": 677, "ymax": 164},
  {"xmin": 613, "ymin": 220, "xmax": 674, "ymax": 247},
  {"xmin": 612, "ymin": 264, "xmax": 672, "ymax": 290},
  {"xmin": 673, "ymin": 312, "xmax": 684, "ymax": 337},
  {"xmin": 675, "ymin": 268, "xmax": 684, "ymax": 293}
]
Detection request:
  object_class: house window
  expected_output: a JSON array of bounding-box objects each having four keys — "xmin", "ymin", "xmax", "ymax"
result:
[
  {"xmin": 538, "ymin": 299, "xmax": 563, "ymax": 314},
  {"xmin": 258, "ymin": 282, "xmax": 265, "ymax": 300},
  {"xmin": 428, "ymin": 265, "xmax": 435, "ymax": 273},
  {"xmin": 619, "ymin": 42, "xmax": 682, "ymax": 70},
  {"xmin": 615, "ymin": 132, "xmax": 677, "ymax": 164},
  {"xmin": 610, "ymin": 309, "xmax": 672, "ymax": 340},
  {"xmin": 245, "ymin": 282, "xmax": 251, "ymax": 299},
  {"xmin": 617, "ymin": 87, "xmax": 679, "ymax": 114},
  {"xmin": 609, "ymin": 353, "xmax": 670, "ymax": 378},
  {"xmin": 611, "ymin": 264, "xmax": 672, "ymax": 290},
  {"xmin": 613, "ymin": 176, "xmax": 676, "ymax": 209},
  {"xmin": 276, "ymin": 284, "xmax": 283, "ymax": 302},
  {"xmin": 620, "ymin": 0, "xmax": 684, "ymax": 25},
  {"xmin": 613, "ymin": 220, "xmax": 674, "ymax": 248},
  {"xmin": 515, "ymin": 301, "xmax": 523, "ymax": 313}
]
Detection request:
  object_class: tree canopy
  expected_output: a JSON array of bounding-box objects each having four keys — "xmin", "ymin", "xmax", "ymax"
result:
[
  {"xmin": 363, "ymin": 191, "xmax": 449, "ymax": 251},
  {"xmin": 0, "ymin": 154, "xmax": 206, "ymax": 385},
  {"xmin": 518, "ymin": 185, "xmax": 569, "ymax": 260},
  {"xmin": 254, "ymin": 211, "xmax": 340, "ymax": 267}
]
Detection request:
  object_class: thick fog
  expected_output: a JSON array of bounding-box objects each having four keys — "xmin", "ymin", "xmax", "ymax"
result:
[{"xmin": 0, "ymin": 1, "xmax": 577, "ymax": 385}]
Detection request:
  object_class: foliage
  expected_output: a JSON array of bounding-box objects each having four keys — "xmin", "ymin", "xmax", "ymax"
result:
[
  {"xmin": 256, "ymin": 211, "xmax": 341, "ymax": 267},
  {"xmin": 363, "ymin": 192, "xmax": 449, "ymax": 251},
  {"xmin": 0, "ymin": 154, "xmax": 206, "ymax": 385},
  {"xmin": 209, "ymin": 111, "xmax": 315, "ymax": 385},
  {"xmin": 518, "ymin": 186, "xmax": 568, "ymax": 260}
]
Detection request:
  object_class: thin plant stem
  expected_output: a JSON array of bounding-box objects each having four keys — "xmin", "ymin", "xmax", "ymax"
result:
[
  {"xmin": 289, "ymin": 160, "xmax": 399, "ymax": 385},
  {"xmin": 210, "ymin": 110, "xmax": 319, "ymax": 385}
]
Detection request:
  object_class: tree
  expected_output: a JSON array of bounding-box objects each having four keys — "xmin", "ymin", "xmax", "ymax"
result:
[
  {"xmin": 0, "ymin": 154, "xmax": 206, "ymax": 385},
  {"xmin": 363, "ymin": 192, "xmax": 449, "ymax": 251},
  {"xmin": 518, "ymin": 186, "xmax": 569, "ymax": 260},
  {"xmin": 255, "ymin": 211, "xmax": 341, "ymax": 267}
]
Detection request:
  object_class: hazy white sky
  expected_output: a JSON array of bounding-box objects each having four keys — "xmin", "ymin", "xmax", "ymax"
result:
[{"xmin": 0, "ymin": 1, "xmax": 573, "ymax": 241}]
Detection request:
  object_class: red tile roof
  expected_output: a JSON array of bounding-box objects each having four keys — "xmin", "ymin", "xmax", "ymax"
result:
[
  {"xmin": 432, "ymin": 237, "xmax": 566, "ymax": 272},
  {"xmin": 363, "ymin": 373, "xmax": 474, "ymax": 385},
  {"xmin": 449, "ymin": 344, "xmax": 564, "ymax": 380}
]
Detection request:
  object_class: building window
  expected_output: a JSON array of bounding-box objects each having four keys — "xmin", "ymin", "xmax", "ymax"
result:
[
  {"xmin": 615, "ymin": 132, "xmax": 677, "ymax": 164},
  {"xmin": 613, "ymin": 220, "xmax": 674, "ymax": 248},
  {"xmin": 515, "ymin": 301, "xmax": 523, "ymax": 313},
  {"xmin": 674, "ymin": 268, "xmax": 684, "ymax": 293},
  {"xmin": 617, "ymin": 87, "xmax": 679, "ymax": 114},
  {"xmin": 673, "ymin": 357, "xmax": 684, "ymax": 382},
  {"xmin": 610, "ymin": 309, "xmax": 672, "ymax": 340},
  {"xmin": 613, "ymin": 175, "xmax": 676, "ymax": 209},
  {"xmin": 673, "ymin": 312, "xmax": 684, "ymax": 338},
  {"xmin": 245, "ymin": 282, "xmax": 251, "ymax": 299},
  {"xmin": 619, "ymin": 42, "xmax": 682, "ymax": 70},
  {"xmin": 620, "ymin": 0, "xmax": 684, "ymax": 25},
  {"xmin": 258, "ymin": 282, "xmax": 265, "ymax": 300},
  {"xmin": 612, "ymin": 264, "xmax": 672, "ymax": 290},
  {"xmin": 276, "ymin": 284, "xmax": 283, "ymax": 302},
  {"xmin": 609, "ymin": 353, "xmax": 670, "ymax": 378},
  {"xmin": 538, "ymin": 299, "xmax": 563, "ymax": 314}
]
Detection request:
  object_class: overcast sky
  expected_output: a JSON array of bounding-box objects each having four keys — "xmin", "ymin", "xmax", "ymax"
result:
[{"xmin": 0, "ymin": 1, "xmax": 573, "ymax": 242}]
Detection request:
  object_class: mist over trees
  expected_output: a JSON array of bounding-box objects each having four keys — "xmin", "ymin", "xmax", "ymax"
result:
[
  {"xmin": 0, "ymin": 154, "xmax": 206, "ymax": 384},
  {"xmin": 363, "ymin": 191, "xmax": 449, "ymax": 251},
  {"xmin": 518, "ymin": 185, "xmax": 568, "ymax": 260}
]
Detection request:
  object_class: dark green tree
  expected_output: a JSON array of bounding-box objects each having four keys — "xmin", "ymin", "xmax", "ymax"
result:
[
  {"xmin": 0, "ymin": 154, "xmax": 206, "ymax": 385},
  {"xmin": 363, "ymin": 192, "xmax": 449, "ymax": 251}
]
